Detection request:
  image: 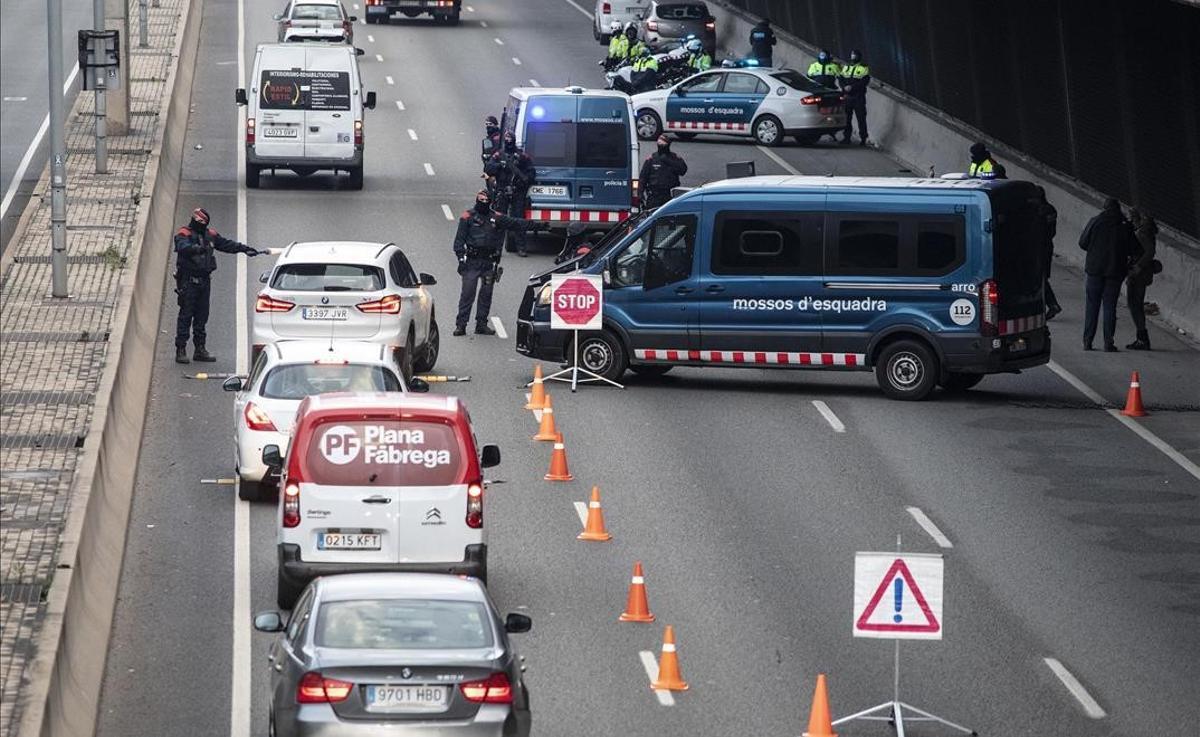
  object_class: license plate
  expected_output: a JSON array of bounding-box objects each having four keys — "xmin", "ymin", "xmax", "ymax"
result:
[
  {"xmin": 262, "ymin": 127, "xmax": 298, "ymax": 138},
  {"xmin": 1008, "ymin": 338, "xmax": 1027, "ymax": 353},
  {"xmin": 819, "ymin": 107, "xmax": 836, "ymax": 115},
  {"xmin": 301, "ymin": 306, "xmax": 349, "ymax": 321},
  {"xmin": 529, "ymin": 185, "xmax": 567, "ymax": 197},
  {"xmin": 365, "ymin": 685, "xmax": 450, "ymax": 713},
  {"xmin": 318, "ymin": 532, "xmax": 381, "ymax": 550}
]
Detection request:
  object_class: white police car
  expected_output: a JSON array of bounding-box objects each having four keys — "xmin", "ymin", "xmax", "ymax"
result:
[{"xmin": 632, "ymin": 67, "xmax": 845, "ymax": 146}]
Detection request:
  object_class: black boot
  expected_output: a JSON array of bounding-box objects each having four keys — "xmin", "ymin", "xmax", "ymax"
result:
[
  {"xmin": 475, "ymin": 323, "xmax": 496, "ymax": 336},
  {"xmin": 175, "ymin": 345, "xmax": 190, "ymax": 364},
  {"xmin": 452, "ymin": 325, "xmax": 467, "ymax": 337},
  {"xmin": 193, "ymin": 345, "xmax": 217, "ymax": 362},
  {"xmin": 1126, "ymin": 331, "xmax": 1151, "ymax": 350}
]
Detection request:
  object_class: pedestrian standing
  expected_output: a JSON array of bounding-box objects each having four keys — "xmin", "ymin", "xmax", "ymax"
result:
[
  {"xmin": 968, "ymin": 142, "xmax": 1007, "ymax": 179},
  {"xmin": 452, "ymin": 191, "xmax": 540, "ymax": 336},
  {"xmin": 839, "ymin": 50, "xmax": 870, "ymax": 145},
  {"xmin": 1125, "ymin": 207, "xmax": 1158, "ymax": 350},
  {"xmin": 639, "ymin": 134, "xmax": 688, "ymax": 209},
  {"xmin": 1035, "ymin": 186, "xmax": 1062, "ymax": 321},
  {"xmin": 173, "ymin": 208, "xmax": 262, "ymax": 364},
  {"xmin": 1078, "ymin": 198, "xmax": 1135, "ymax": 352},
  {"xmin": 748, "ymin": 18, "xmax": 776, "ymax": 67}
]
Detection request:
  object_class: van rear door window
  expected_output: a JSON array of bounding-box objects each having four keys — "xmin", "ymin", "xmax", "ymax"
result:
[
  {"xmin": 915, "ymin": 220, "xmax": 963, "ymax": 272},
  {"xmin": 305, "ymin": 419, "xmax": 464, "ymax": 486},
  {"xmin": 577, "ymin": 124, "xmax": 628, "ymax": 168},
  {"xmin": 259, "ymin": 70, "xmax": 351, "ymax": 111},
  {"xmin": 524, "ymin": 123, "xmax": 574, "ymax": 167},
  {"xmin": 834, "ymin": 219, "xmax": 900, "ymax": 271}
]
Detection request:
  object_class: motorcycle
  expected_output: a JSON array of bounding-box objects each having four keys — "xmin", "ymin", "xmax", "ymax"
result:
[{"xmin": 603, "ymin": 45, "xmax": 692, "ymax": 94}]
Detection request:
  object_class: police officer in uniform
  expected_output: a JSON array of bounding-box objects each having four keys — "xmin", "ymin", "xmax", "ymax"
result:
[
  {"xmin": 484, "ymin": 130, "xmax": 537, "ymax": 256},
  {"xmin": 749, "ymin": 18, "xmax": 776, "ymax": 67},
  {"xmin": 639, "ymin": 134, "xmax": 688, "ymax": 209},
  {"xmin": 628, "ymin": 45, "xmax": 660, "ymax": 93},
  {"xmin": 452, "ymin": 191, "xmax": 541, "ymax": 336},
  {"xmin": 482, "ymin": 115, "xmax": 502, "ymax": 162},
  {"xmin": 839, "ymin": 49, "xmax": 871, "ymax": 145},
  {"xmin": 967, "ymin": 142, "xmax": 1006, "ymax": 179},
  {"xmin": 684, "ymin": 37, "xmax": 712, "ymax": 72},
  {"xmin": 807, "ymin": 50, "xmax": 839, "ymax": 88},
  {"xmin": 604, "ymin": 20, "xmax": 628, "ymax": 69},
  {"xmin": 173, "ymin": 207, "xmax": 262, "ymax": 363},
  {"xmin": 624, "ymin": 23, "xmax": 646, "ymax": 60}
]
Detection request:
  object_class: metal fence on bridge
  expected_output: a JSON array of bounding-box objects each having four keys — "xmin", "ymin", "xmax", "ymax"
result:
[{"xmin": 725, "ymin": 0, "xmax": 1200, "ymax": 239}]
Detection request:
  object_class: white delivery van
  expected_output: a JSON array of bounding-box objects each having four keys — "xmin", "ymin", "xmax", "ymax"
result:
[{"xmin": 236, "ymin": 43, "xmax": 377, "ymax": 189}]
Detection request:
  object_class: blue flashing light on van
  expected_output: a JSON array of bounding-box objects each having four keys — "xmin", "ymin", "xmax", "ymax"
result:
[{"xmin": 515, "ymin": 175, "xmax": 1051, "ymax": 401}]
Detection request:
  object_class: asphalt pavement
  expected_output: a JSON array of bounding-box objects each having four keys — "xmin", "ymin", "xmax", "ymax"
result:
[{"xmin": 94, "ymin": 0, "xmax": 1200, "ymax": 735}]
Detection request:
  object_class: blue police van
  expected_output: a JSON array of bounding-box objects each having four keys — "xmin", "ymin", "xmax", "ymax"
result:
[
  {"xmin": 515, "ymin": 176, "xmax": 1051, "ymax": 400},
  {"xmin": 496, "ymin": 86, "xmax": 639, "ymax": 230}
]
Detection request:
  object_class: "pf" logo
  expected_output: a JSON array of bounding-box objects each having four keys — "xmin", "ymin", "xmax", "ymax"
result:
[{"xmin": 319, "ymin": 425, "xmax": 361, "ymax": 465}]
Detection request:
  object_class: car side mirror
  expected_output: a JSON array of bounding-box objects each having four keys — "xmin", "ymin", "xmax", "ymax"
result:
[
  {"xmin": 481, "ymin": 444, "xmax": 501, "ymax": 468},
  {"xmin": 222, "ymin": 375, "xmax": 244, "ymax": 392},
  {"xmin": 364, "ymin": 91, "xmax": 376, "ymax": 109},
  {"xmin": 235, "ymin": 88, "xmax": 248, "ymax": 106},
  {"xmin": 407, "ymin": 377, "xmax": 430, "ymax": 393},
  {"xmin": 418, "ymin": 272, "xmax": 437, "ymax": 286},
  {"xmin": 348, "ymin": 14, "xmax": 357, "ymax": 21},
  {"xmin": 262, "ymin": 445, "xmax": 283, "ymax": 468},
  {"xmin": 259, "ymin": 271, "xmax": 270, "ymax": 284},
  {"xmin": 253, "ymin": 611, "xmax": 285, "ymax": 633},
  {"xmin": 355, "ymin": 47, "xmax": 365, "ymax": 56},
  {"xmin": 272, "ymin": 13, "xmax": 283, "ymax": 20},
  {"xmin": 504, "ymin": 613, "xmax": 532, "ymax": 633}
]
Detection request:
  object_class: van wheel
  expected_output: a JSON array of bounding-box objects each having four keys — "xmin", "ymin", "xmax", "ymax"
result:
[
  {"xmin": 875, "ymin": 339, "xmax": 939, "ymax": 401},
  {"xmin": 635, "ymin": 110, "xmax": 662, "ymax": 141},
  {"xmin": 246, "ymin": 164, "xmax": 261, "ymax": 189},
  {"xmin": 630, "ymin": 365, "xmax": 672, "ymax": 377},
  {"xmin": 347, "ymin": 166, "xmax": 364, "ymax": 190},
  {"xmin": 276, "ymin": 571, "xmax": 304, "ymax": 610},
  {"xmin": 365, "ymin": 13, "xmax": 376, "ymax": 23},
  {"xmin": 752, "ymin": 114, "xmax": 784, "ymax": 146},
  {"xmin": 238, "ymin": 478, "xmax": 265, "ymax": 502},
  {"xmin": 940, "ymin": 372, "xmax": 985, "ymax": 392},
  {"xmin": 414, "ymin": 317, "xmax": 439, "ymax": 373},
  {"xmin": 446, "ymin": 11, "xmax": 460, "ymax": 24},
  {"xmin": 573, "ymin": 331, "xmax": 628, "ymax": 382}
]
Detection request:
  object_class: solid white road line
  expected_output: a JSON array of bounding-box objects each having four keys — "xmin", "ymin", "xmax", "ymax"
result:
[
  {"xmin": 905, "ymin": 507, "xmax": 953, "ymax": 549},
  {"xmin": 758, "ymin": 145, "xmax": 800, "ymax": 175},
  {"xmin": 375, "ymin": 53, "xmax": 384, "ymax": 62},
  {"xmin": 512, "ymin": 57, "xmax": 522, "ymax": 65},
  {"xmin": 367, "ymin": 34, "xmax": 374, "ymax": 42},
  {"xmin": 1047, "ymin": 360, "xmax": 1200, "ymax": 482},
  {"xmin": 637, "ymin": 652, "xmax": 676, "ymax": 706},
  {"xmin": 493, "ymin": 37, "xmax": 504, "ymax": 45},
  {"xmin": 441, "ymin": 204, "xmax": 455, "ymax": 220},
  {"xmin": 529, "ymin": 79, "xmax": 540, "ymax": 86},
  {"xmin": 385, "ymin": 75, "xmax": 395, "ymax": 85},
  {"xmin": 407, "ymin": 128, "xmax": 418, "ymax": 141},
  {"xmin": 395, "ymin": 99, "xmax": 405, "ymax": 111},
  {"xmin": 561, "ymin": 0, "xmax": 592, "ymax": 19},
  {"xmin": 811, "ymin": 400, "xmax": 845, "ymax": 433},
  {"xmin": 480, "ymin": 20, "xmax": 488, "ymax": 27},
  {"xmin": 489, "ymin": 315, "xmax": 507, "ymax": 339},
  {"xmin": 2, "ymin": 96, "xmax": 29, "ymax": 102},
  {"xmin": 0, "ymin": 63, "xmax": 80, "ymax": 219},
  {"xmin": 573, "ymin": 501, "xmax": 587, "ymax": 527},
  {"xmin": 423, "ymin": 162, "xmax": 435, "ymax": 176},
  {"xmin": 1044, "ymin": 658, "xmax": 1106, "ymax": 719}
]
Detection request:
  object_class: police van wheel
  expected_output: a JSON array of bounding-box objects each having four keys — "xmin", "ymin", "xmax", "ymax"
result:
[
  {"xmin": 347, "ymin": 166, "xmax": 364, "ymax": 190},
  {"xmin": 939, "ymin": 372, "xmax": 984, "ymax": 392},
  {"xmin": 752, "ymin": 115, "xmax": 784, "ymax": 146},
  {"xmin": 630, "ymin": 365, "xmax": 672, "ymax": 378},
  {"xmin": 246, "ymin": 165, "xmax": 261, "ymax": 189},
  {"xmin": 414, "ymin": 317, "xmax": 440, "ymax": 374},
  {"xmin": 636, "ymin": 110, "xmax": 663, "ymax": 141},
  {"xmin": 875, "ymin": 339, "xmax": 938, "ymax": 401},
  {"xmin": 574, "ymin": 332, "xmax": 627, "ymax": 382}
]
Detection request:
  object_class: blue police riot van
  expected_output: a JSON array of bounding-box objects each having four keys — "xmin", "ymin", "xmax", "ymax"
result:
[
  {"xmin": 515, "ymin": 175, "xmax": 1051, "ymax": 400},
  {"xmin": 495, "ymin": 86, "xmax": 639, "ymax": 230}
]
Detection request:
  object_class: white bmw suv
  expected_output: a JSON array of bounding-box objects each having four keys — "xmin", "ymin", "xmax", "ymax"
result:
[{"xmin": 252, "ymin": 241, "xmax": 439, "ymax": 379}]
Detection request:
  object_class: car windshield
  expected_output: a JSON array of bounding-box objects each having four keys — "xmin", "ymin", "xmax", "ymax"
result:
[
  {"xmin": 260, "ymin": 363, "xmax": 400, "ymax": 400},
  {"xmin": 271, "ymin": 263, "xmax": 384, "ymax": 291},
  {"xmin": 315, "ymin": 599, "xmax": 493, "ymax": 650},
  {"xmin": 771, "ymin": 70, "xmax": 825, "ymax": 92},
  {"xmin": 291, "ymin": 4, "xmax": 341, "ymax": 19},
  {"xmin": 656, "ymin": 3, "xmax": 706, "ymax": 19}
]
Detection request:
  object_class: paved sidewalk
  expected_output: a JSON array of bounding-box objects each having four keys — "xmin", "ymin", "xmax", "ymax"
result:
[{"xmin": 0, "ymin": 2, "xmax": 184, "ymax": 734}]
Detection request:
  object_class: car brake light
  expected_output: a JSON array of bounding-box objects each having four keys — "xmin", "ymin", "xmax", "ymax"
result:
[
  {"xmin": 297, "ymin": 672, "xmax": 353, "ymax": 704},
  {"xmin": 255, "ymin": 294, "xmax": 294, "ymax": 313},
  {"xmin": 342, "ymin": 19, "xmax": 351, "ymax": 32},
  {"xmin": 354, "ymin": 119, "xmax": 363, "ymax": 146},
  {"xmin": 246, "ymin": 117, "xmax": 255, "ymax": 144},
  {"xmin": 244, "ymin": 402, "xmax": 278, "ymax": 431},
  {"xmin": 705, "ymin": 19, "xmax": 715, "ymax": 31},
  {"xmin": 282, "ymin": 483, "xmax": 301, "ymax": 527},
  {"xmin": 601, "ymin": 2, "xmax": 610, "ymax": 13},
  {"xmin": 282, "ymin": 19, "xmax": 291, "ymax": 28},
  {"xmin": 466, "ymin": 483, "xmax": 483, "ymax": 528},
  {"xmin": 357, "ymin": 294, "xmax": 400, "ymax": 314},
  {"xmin": 800, "ymin": 95, "xmax": 820, "ymax": 105},
  {"xmin": 646, "ymin": 19, "xmax": 657, "ymax": 31},
  {"xmin": 980, "ymin": 279, "xmax": 999, "ymax": 337},
  {"xmin": 460, "ymin": 672, "xmax": 512, "ymax": 704}
]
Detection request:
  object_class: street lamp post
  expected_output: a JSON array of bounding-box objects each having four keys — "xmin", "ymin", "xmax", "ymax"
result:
[{"xmin": 47, "ymin": 0, "xmax": 70, "ymax": 297}]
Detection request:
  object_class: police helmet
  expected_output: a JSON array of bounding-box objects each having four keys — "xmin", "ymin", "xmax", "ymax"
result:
[
  {"xmin": 624, "ymin": 22, "xmax": 638, "ymax": 36},
  {"xmin": 610, "ymin": 20, "xmax": 622, "ymax": 33},
  {"xmin": 818, "ymin": 50, "xmax": 830, "ymax": 63},
  {"xmin": 191, "ymin": 207, "xmax": 210, "ymax": 226},
  {"xmin": 685, "ymin": 38, "xmax": 703, "ymax": 53}
]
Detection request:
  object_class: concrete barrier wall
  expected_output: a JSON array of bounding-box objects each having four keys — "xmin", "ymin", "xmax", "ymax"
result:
[
  {"xmin": 706, "ymin": 1, "xmax": 1200, "ymax": 340},
  {"xmin": 17, "ymin": 0, "xmax": 207, "ymax": 734}
]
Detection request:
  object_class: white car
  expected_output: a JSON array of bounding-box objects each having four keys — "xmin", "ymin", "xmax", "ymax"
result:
[
  {"xmin": 631, "ymin": 67, "xmax": 846, "ymax": 146},
  {"xmin": 274, "ymin": 0, "xmax": 355, "ymax": 44},
  {"xmin": 224, "ymin": 340, "xmax": 422, "ymax": 501},
  {"xmin": 593, "ymin": 0, "xmax": 650, "ymax": 44},
  {"xmin": 252, "ymin": 241, "xmax": 439, "ymax": 379}
]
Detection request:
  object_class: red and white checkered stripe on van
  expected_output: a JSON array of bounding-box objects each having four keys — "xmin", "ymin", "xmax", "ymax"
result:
[
  {"xmin": 634, "ymin": 349, "xmax": 866, "ymax": 367},
  {"xmin": 666, "ymin": 120, "xmax": 748, "ymax": 132},
  {"xmin": 525, "ymin": 209, "xmax": 630, "ymax": 223},
  {"xmin": 999, "ymin": 313, "xmax": 1046, "ymax": 335}
]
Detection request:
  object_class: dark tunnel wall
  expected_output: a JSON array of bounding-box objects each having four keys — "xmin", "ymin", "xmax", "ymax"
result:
[{"xmin": 726, "ymin": 0, "xmax": 1200, "ymax": 238}]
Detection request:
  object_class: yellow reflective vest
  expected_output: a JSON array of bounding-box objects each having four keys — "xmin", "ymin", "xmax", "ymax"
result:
[
  {"xmin": 632, "ymin": 55, "xmax": 659, "ymax": 72},
  {"xmin": 608, "ymin": 35, "xmax": 629, "ymax": 59},
  {"xmin": 969, "ymin": 160, "xmax": 997, "ymax": 179}
]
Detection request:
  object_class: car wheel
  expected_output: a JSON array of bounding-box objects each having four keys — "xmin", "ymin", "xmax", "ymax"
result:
[
  {"xmin": 395, "ymin": 331, "xmax": 415, "ymax": 383},
  {"xmin": 875, "ymin": 339, "xmax": 939, "ymax": 401},
  {"xmin": 752, "ymin": 114, "xmax": 784, "ymax": 146},
  {"xmin": 445, "ymin": 11, "xmax": 460, "ymax": 24},
  {"xmin": 246, "ymin": 164, "xmax": 261, "ymax": 189},
  {"xmin": 630, "ymin": 365, "xmax": 672, "ymax": 377},
  {"xmin": 413, "ymin": 316, "xmax": 439, "ymax": 374},
  {"xmin": 365, "ymin": 13, "xmax": 376, "ymax": 23},
  {"xmin": 635, "ymin": 110, "xmax": 662, "ymax": 141},
  {"xmin": 672, "ymin": 131, "xmax": 697, "ymax": 141},
  {"xmin": 939, "ymin": 372, "xmax": 985, "ymax": 392},
  {"xmin": 238, "ymin": 478, "xmax": 264, "ymax": 502},
  {"xmin": 276, "ymin": 570, "xmax": 304, "ymax": 610},
  {"xmin": 573, "ymin": 331, "xmax": 628, "ymax": 382},
  {"xmin": 347, "ymin": 166, "xmax": 364, "ymax": 190}
]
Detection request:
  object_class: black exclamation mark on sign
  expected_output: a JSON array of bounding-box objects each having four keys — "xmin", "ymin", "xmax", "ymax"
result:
[{"xmin": 893, "ymin": 578, "xmax": 903, "ymax": 623}]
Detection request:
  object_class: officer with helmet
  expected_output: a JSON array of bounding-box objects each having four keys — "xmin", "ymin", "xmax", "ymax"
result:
[
  {"xmin": 603, "ymin": 20, "xmax": 628, "ymax": 69},
  {"xmin": 685, "ymin": 37, "xmax": 712, "ymax": 71},
  {"xmin": 452, "ymin": 191, "xmax": 541, "ymax": 336},
  {"xmin": 807, "ymin": 49, "xmax": 839, "ymax": 88},
  {"xmin": 629, "ymin": 45, "xmax": 660, "ymax": 92},
  {"xmin": 484, "ymin": 130, "xmax": 537, "ymax": 256},
  {"xmin": 172, "ymin": 207, "xmax": 262, "ymax": 363},
  {"xmin": 624, "ymin": 22, "xmax": 646, "ymax": 59},
  {"xmin": 839, "ymin": 49, "xmax": 871, "ymax": 145}
]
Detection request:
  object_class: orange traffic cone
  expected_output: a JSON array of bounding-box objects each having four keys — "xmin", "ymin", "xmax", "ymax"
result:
[
  {"xmin": 1121, "ymin": 371, "xmax": 1148, "ymax": 417},
  {"xmin": 544, "ymin": 433, "xmax": 574, "ymax": 481},
  {"xmin": 533, "ymin": 394, "xmax": 559, "ymax": 441},
  {"xmin": 525, "ymin": 364, "xmax": 546, "ymax": 410},
  {"xmin": 619, "ymin": 561, "xmax": 655, "ymax": 622},
  {"xmin": 801, "ymin": 674, "xmax": 837, "ymax": 737},
  {"xmin": 577, "ymin": 486, "xmax": 613, "ymax": 541},
  {"xmin": 650, "ymin": 625, "xmax": 689, "ymax": 691}
]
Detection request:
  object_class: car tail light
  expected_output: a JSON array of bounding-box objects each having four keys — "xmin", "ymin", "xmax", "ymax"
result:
[
  {"xmin": 800, "ymin": 95, "xmax": 820, "ymax": 105},
  {"xmin": 460, "ymin": 672, "xmax": 512, "ymax": 704},
  {"xmin": 297, "ymin": 672, "xmax": 353, "ymax": 704},
  {"xmin": 705, "ymin": 19, "xmax": 715, "ymax": 31},
  {"xmin": 466, "ymin": 483, "xmax": 483, "ymax": 528},
  {"xmin": 631, "ymin": 178, "xmax": 640, "ymax": 208},
  {"xmin": 255, "ymin": 294, "xmax": 294, "ymax": 313},
  {"xmin": 342, "ymin": 19, "xmax": 351, "ymax": 33},
  {"xmin": 646, "ymin": 20, "xmax": 657, "ymax": 31},
  {"xmin": 357, "ymin": 294, "xmax": 400, "ymax": 314},
  {"xmin": 244, "ymin": 402, "xmax": 278, "ymax": 432},
  {"xmin": 354, "ymin": 119, "xmax": 363, "ymax": 146},
  {"xmin": 980, "ymin": 279, "xmax": 999, "ymax": 337},
  {"xmin": 246, "ymin": 117, "xmax": 256, "ymax": 144},
  {"xmin": 601, "ymin": 2, "xmax": 610, "ymax": 13},
  {"xmin": 282, "ymin": 483, "xmax": 301, "ymax": 528}
]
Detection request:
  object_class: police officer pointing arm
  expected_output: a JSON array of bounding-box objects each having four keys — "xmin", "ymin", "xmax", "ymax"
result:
[
  {"xmin": 452, "ymin": 190, "xmax": 542, "ymax": 337},
  {"xmin": 173, "ymin": 207, "xmax": 261, "ymax": 364}
]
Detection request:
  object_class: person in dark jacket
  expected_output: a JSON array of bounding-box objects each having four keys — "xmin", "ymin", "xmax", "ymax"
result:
[
  {"xmin": 1035, "ymin": 187, "xmax": 1061, "ymax": 320},
  {"xmin": 482, "ymin": 115, "xmax": 502, "ymax": 162},
  {"xmin": 173, "ymin": 207, "xmax": 261, "ymax": 363},
  {"xmin": 484, "ymin": 130, "xmax": 537, "ymax": 256},
  {"xmin": 1125, "ymin": 207, "xmax": 1158, "ymax": 350},
  {"xmin": 452, "ymin": 190, "xmax": 541, "ymax": 336},
  {"xmin": 968, "ymin": 142, "xmax": 1007, "ymax": 179},
  {"xmin": 749, "ymin": 19, "xmax": 776, "ymax": 67},
  {"xmin": 839, "ymin": 50, "xmax": 871, "ymax": 145},
  {"xmin": 1078, "ymin": 198, "xmax": 1134, "ymax": 351},
  {"xmin": 638, "ymin": 134, "xmax": 688, "ymax": 209}
]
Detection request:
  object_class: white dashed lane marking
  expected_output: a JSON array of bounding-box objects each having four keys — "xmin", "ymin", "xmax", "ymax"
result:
[
  {"xmin": 811, "ymin": 400, "xmax": 845, "ymax": 433},
  {"xmin": 529, "ymin": 79, "xmax": 540, "ymax": 86},
  {"xmin": 512, "ymin": 57, "xmax": 522, "ymax": 65},
  {"xmin": 375, "ymin": 53, "xmax": 383, "ymax": 62},
  {"xmin": 480, "ymin": 20, "xmax": 488, "ymax": 27},
  {"xmin": 1044, "ymin": 658, "xmax": 1106, "ymax": 719},
  {"xmin": 560, "ymin": 0, "xmax": 591, "ymax": 18},
  {"xmin": 407, "ymin": 128, "xmax": 418, "ymax": 141},
  {"xmin": 395, "ymin": 99, "xmax": 405, "ymax": 111},
  {"xmin": 637, "ymin": 652, "xmax": 676, "ymax": 706},
  {"xmin": 423, "ymin": 162, "xmax": 435, "ymax": 176},
  {"xmin": 386, "ymin": 75, "xmax": 394, "ymax": 85},
  {"xmin": 366, "ymin": 34, "xmax": 374, "ymax": 42},
  {"xmin": 489, "ymin": 316, "xmax": 507, "ymax": 339},
  {"xmin": 441, "ymin": 204, "xmax": 455, "ymax": 220},
  {"xmin": 905, "ymin": 507, "xmax": 953, "ymax": 549},
  {"xmin": 494, "ymin": 37, "xmax": 504, "ymax": 45}
]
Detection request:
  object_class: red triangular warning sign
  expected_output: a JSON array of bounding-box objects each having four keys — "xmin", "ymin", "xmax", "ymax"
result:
[{"xmin": 855, "ymin": 558, "xmax": 940, "ymax": 633}]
